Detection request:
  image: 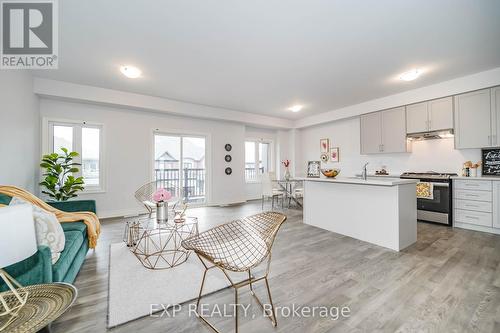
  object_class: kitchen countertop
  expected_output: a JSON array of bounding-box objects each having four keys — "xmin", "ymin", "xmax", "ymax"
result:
[
  {"xmin": 298, "ymin": 177, "xmax": 418, "ymax": 187},
  {"xmin": 452, "ymin": 176, "xmax": 500, "ymax": 181}
]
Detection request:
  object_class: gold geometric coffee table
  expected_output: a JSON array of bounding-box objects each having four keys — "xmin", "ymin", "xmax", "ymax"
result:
[
  {"xmin": 130, "ymin": 217, "xmax": 199, "ymax": 270},
  {"xmin": 0, "ymin": 283, "xmax": 77, "ymax": 333}
]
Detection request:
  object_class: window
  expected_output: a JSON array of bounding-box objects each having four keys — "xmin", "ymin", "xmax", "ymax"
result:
[
  {"xmin": 154, "ymin": 133, "xmax": 207, "ymax": 204},
  {"xmin": 47, "ymin": 121, "xmax": 103, "ymax": 191},
  {"xmin": 245, "ymin": 140, "xmax": 271, "ymax": 181}
]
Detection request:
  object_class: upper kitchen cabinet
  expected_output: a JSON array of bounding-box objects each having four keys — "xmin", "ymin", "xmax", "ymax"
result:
[
  {"xmin": 492, "ymin": 86, "xmax": 500, "ymax": 147},
  {"xmin": 361, "ymin": 107, "xmax": 409, "ymax": 154},
  {"xmin": 454, "ymin": 88, "xmax": 493, "ymax": 149},
  {"xmin": 382, "ymin": 107, "xmax": 408, "ymax": 153},
  {"xmin": 406, "ymin": 102, "xmax": 428, "ymax": 134},
  {"xmin": 429, "ymin": 97, "xmax": 453, "ymax": 131},
  {"xmin": 360, "ymin": 112, "xmax": 382, "ymax": 154},
  {"xmin": 406, "ymin": 97, "xmax": 453, "ymax": 134}
]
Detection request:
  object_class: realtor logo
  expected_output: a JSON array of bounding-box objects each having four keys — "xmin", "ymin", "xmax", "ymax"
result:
[{"xmin": 1, "ymin": 0, "xmax": 58, "ymax": 69}]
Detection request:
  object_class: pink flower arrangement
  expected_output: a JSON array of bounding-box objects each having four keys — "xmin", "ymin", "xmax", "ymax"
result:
[
  {"xmin": 153, "ymin": 188, "xmax": 172, "ymax": 203},
  {"xmin": 282, "ymin": 159, "xmax": 290, "ymax": 168}
]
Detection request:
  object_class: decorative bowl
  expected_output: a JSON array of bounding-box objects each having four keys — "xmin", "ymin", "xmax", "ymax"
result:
[{"xmin": 321, "ymin": 168, "xmax": 341, "ymax": 178}]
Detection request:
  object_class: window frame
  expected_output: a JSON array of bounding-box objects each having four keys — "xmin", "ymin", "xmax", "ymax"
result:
[
  {"xmin": 245, "ymin": 138, "xmax": 274, "ymax": 183},
  {"xmin": 42, "ymin": 118, "xmax": 106, "ymax": 194},
  {"xmin": 151, "ymin": 128, "xmax": 212, "ymax": 207}
]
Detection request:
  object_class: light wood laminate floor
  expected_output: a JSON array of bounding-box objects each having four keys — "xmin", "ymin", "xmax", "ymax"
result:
[{"xmin": 51, "ymin": 201, "xmax": 500, "ymax": 333}]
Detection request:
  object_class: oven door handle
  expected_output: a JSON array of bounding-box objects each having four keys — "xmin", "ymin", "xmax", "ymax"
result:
[{"xmin": 429, "ymin": 182, "xmax": 449, "ymax": 188}]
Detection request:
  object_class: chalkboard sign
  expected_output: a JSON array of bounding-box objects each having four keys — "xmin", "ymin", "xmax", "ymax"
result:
[{"xmin": 482, "ymin": 148, "xmax": 500, "ymax": 177}]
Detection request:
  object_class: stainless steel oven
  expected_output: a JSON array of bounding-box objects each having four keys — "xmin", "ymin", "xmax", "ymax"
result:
[{"xmin": 400, "ymin": 172, "xmax": 457, "ymax": 226}]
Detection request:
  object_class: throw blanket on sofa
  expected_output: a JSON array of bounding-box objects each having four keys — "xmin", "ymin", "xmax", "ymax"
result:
[{"xmin": 0, "ymin": 185, "xmax": 101, "ymax": 248}]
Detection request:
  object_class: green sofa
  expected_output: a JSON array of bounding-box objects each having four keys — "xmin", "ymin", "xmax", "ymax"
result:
[{"xmin": 0, "ymin": 195, "xmax": 95, "ymax": 291}]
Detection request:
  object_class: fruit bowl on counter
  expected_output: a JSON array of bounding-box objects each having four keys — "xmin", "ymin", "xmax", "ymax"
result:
[{"xmin": 321, "ymin": 168, "xmax": 341, "ymax": 178}]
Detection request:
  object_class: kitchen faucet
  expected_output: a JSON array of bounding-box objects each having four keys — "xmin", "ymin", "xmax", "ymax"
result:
[{"xmin": 361, "ymin": 162, "xmax": 369, "ymax": 180}]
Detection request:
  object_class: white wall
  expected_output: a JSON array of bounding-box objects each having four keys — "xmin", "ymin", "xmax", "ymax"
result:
[
  {"xmin": 297, "ymin": 117, "xmax": 480, "ymax": 177},
  {"xmin": 40, "ymin": 98, "xmax": 247, "ymax": 218},
  {"xmin": 0, "ymin": 72, "xmax": 39, "ymax": 192}
]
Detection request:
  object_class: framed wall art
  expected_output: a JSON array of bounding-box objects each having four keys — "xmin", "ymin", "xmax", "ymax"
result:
[
  {"xmin": 320, "ymin": 138, "xmax": 329, "ymax": 153},
  {"xmin": 330, "ymin": 147, "xmax": 339, "ymax": 162}
]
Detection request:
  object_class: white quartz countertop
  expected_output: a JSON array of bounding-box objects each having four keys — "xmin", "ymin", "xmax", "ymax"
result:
[
  {"xmin": 298, "ymin": 177, "xmax": 418, "ymax": 186},
  {"xmin": 452, "ymin": 176, "xmax": 500, "ymax": 181}
]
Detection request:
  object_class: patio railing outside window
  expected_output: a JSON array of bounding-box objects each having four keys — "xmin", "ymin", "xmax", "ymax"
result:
[
  {"xmin": 245, "ymin": 167, "xmax": 264, "ymax": 181},
  {"xmin": 154, "ymin": 168, "xmax": 205, "ymax": 203}
]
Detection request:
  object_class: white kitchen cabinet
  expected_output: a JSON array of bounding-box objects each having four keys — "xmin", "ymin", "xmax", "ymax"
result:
[
  {"xmin": 406, "ymin": 97, "xmax": 453, "ymax": 134},
  {"xmin": 406, "ymin": 102, "xmax": 428, "ymax": 134},
  {"xmin": 453, "ymin": 179, "xmax": 500, "ymax": 234},
  {"xmin": 494, "ymin": 181, "xmax": 500, "ymax": 229},
  {"xmin": 429, "ymin": 97, "xmax": 453, "ymax": 131},
  {"xmin": 454, "ymin": 89, "xmax": 492, "ymax": 149},
  {"xmin": 381, "ymin": 107, "xmax": 407, "ymax": 153},
  {"xmin": 360, "ymin": 112, "xmax": 382, "ymax": 154},
  {"xmin": 492, "ymin": 86, "xmax": 500, "ymax": 146},
  {"xmin": 360, "ymin": 107, "xmax": 408, "ymax": 154}
]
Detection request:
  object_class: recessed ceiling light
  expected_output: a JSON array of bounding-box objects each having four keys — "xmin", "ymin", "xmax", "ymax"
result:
[
  {"xmin": 288, "ymin": 105, "xmax": 303, "ymax": 112},
  {"xmin": 120, "ymin": 65, "xmax": 142, "ymax": 79},
  {"xmin": 399, "ymin": 69, "xmax": 422, "ymax": 81}
]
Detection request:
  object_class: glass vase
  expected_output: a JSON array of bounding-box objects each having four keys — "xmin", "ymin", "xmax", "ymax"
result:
[{"xmin": 156, "ymin": 201, "xmax": 168, "ymax": 224}]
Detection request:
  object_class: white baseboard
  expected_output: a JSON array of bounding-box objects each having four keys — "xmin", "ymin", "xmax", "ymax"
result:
[
  {"xmin": 97, "ymin": 208, "xmax": 146, "ymax": 219},
  {"xmin": 454, "ymin": 222, "xmax": 500, "ymax": 235}
]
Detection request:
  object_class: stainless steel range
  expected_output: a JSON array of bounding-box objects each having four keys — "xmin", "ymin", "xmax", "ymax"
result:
[{"xmin": 400, "ymin": 172, "xmax": 458, "ymax": 226}]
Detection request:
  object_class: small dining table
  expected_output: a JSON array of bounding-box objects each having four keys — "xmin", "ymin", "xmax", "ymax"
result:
[{"xmin": 273, "ymin": 179, "xmax": 303, "ymax": 208}]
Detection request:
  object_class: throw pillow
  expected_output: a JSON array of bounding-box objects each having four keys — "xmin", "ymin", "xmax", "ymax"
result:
[{"xmin": 9, "ymin": 197, "xmax": 65, "ymax": 263}]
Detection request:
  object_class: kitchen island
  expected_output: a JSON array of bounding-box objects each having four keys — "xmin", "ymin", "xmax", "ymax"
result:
[{"xmin": 302, "ymin": 177, "xmax": 418, "ymax": 251}]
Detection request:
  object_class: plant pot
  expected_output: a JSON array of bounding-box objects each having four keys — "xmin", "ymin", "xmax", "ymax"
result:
[{"xmin": 156, "ymin": 201, "xmax": 168, "ymax": 224}]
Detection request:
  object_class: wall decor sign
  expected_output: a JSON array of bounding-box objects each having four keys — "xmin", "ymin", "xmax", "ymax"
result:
[
  {"xmin": 225, "ymin": 144, "xmax": 232, "ymax": 152},
  {"xmin": 482, "ymin": 148, "xmax": 500, "ymax": 176},
  {"xmin": 225, "ymin": 154, "xmax": 232, "ymax": 162},
  {"xmin": 320, "ymin": 139, "xmax": 329, "ymax": 153},
  {"xmin": 307, "ymin": 161, "xmax": 321, "ymax": 178},
  {"xmin": 320, "ymin": 153, "xmax": 329, "ymax": 163},
  {"xmin": 330, "ymin": 147, "xmax": 339, "ymax": 162}
]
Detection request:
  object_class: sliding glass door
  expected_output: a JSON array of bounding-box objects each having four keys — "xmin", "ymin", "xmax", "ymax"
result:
[{"xmin": 154, "ymin": 133, "xmax": 206, "ymax": 204}]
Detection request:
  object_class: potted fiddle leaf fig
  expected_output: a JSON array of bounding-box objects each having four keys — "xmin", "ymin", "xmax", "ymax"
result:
[{"xmin": 39, "ymin": 147, "xmax": 85, "ymax": 201}]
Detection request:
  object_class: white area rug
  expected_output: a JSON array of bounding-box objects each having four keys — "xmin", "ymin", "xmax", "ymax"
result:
[{"xmin": 108, "ymin": 243, "xmax": 246, "ymax": 328}]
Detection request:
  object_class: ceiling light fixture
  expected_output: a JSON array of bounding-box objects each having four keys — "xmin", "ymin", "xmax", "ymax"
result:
[
  {"xmin": 120, "ymin": 65, "xmax": 142, "ymax": 79},
  {"xmin": 399, "ymin": 68, "xmax": 422, "ymax": 81},
  {"xmin": 288, "ymin": 105, "xmax": 303, "ymax": 112}
]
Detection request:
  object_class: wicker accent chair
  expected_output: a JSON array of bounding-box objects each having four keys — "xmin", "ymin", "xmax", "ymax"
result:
[
  {"xmin": 182, "ymin": 211, "xmax": 287, "ymax": 333},
  {"xmin": 134, "ymin": 180, "xmax": 181, "ymax": 217}
]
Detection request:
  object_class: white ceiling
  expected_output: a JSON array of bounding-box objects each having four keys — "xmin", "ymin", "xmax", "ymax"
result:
[{"xmin": 34, "ymin": 0, "xmax": 500, "ymax": 120}]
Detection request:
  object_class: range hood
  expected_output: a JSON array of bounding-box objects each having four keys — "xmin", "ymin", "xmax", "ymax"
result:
[{"xmin": 407, "ymin": 129, "xmax": 454, "ymax": 141}]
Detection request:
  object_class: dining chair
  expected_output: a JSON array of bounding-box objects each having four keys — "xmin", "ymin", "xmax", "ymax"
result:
[
  {"xmin": 181, "ymin": 211, "xmax": 287, "ymax": 333},
  {"xmin": 261, "ymin": 172, "xmax": 284, "ymax": 210}
]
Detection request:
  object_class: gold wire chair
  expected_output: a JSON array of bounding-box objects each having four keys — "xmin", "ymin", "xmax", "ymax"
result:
[
  {"xmin": 134, "ymin": 179, "xmax": 181, "ymax": 217},
  {"xmin": 181, "ymin": 211, "xmax": 287, "ymax": 333}
]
